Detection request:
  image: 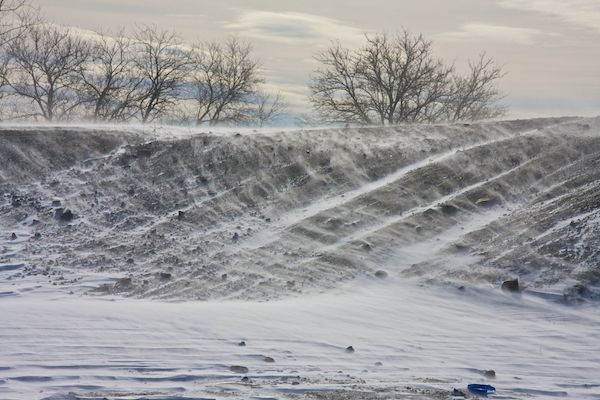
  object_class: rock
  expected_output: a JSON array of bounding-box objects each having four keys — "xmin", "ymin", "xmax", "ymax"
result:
[
  {"xmin": 483, "ymin": 369, "xmax": 496, "ymax": 378},
  {"xmin": 229, "ymin": 365, "xmax": 249, "ymax": 374},
  {"xmin": 33, "ymin": 232, "xmax": 42, "ymax": 239},
  {"xmin": 238, "ymin": 340, "xmax": 246, "ymax": 346},
  {"xmin": 345, "ymin": 346, "xmax": 355, "ymax": 353},
  {"xmin": 126, "ymin": 258, "xmax": 134, "ymax": 264},
  {"xmin": 10, "ymin": 233, "xmax": 17, "ymax": 240},
  {"xmin": 452, "ymin": 388, "xmax": 466, "ymax": 397},
  {"xmin": 55, "ymin": 208, "xmax": 74, "ymax": 222},
  {"xmin": 375, "ymin": 270, "xmax": 388, "ymax": 279},
  {"xmin": 440, "ymin": 204, "xmax": 459, "ymax": 216},
  {"xmin": 222, "ymin": 273, "xmax": 228, "ymax": 281},
  {"xmin": 51, "ymin": 199, "xmax": 61, "ymax": 207},
  {"xmin": 263, "ymin": 356, "xmax": 275, "ymax": 363},
  {"xmin": 374, "ymin": 361, "xmax": 383, "ymax": 366},
  {"xmin": 232, "ymin": 232, "xmax": 239, "ymax": 242},
  {"xmin": 501, "ymin": 279, "xmax": 520, "ymax": 293},
  {"xmin": 475, "ymin": 197, "xmax": 495, "ymax": 207},
  {"xmin": 241, "ymin": 376, "xmax": 249, "ymax": 382},
  {"xmin": 114, "ymin": 277, "xmax": 132, "ymax": 291},
  {"xmin": 177, "ymin": 210, "xmax": 185, "ymax": 220},
  {"xmin": 158, "ymin": 272, "xmax": 172, "ymax": 281}
]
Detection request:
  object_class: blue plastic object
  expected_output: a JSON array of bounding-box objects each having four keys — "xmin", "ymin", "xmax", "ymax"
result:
[{"xmin": 467, "ymin": 384, "xmax": 496, "ymax": 395}]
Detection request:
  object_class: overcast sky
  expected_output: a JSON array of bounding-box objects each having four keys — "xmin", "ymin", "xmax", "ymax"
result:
[{"xmin": 36, "ymin": 0, "xmax": 600, "ymax": 119}]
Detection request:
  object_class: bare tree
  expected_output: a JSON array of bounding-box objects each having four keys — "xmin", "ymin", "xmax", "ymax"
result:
[
  {"xmin": 78, "ymin": 30, "xmax": 141, "ymax": 121},
  {"xmin": 0, "ymin": 0, "xmax": 36, "ymax": 47},
  {"xmin": 190, "ymin": 38, "xmax": 263, "ymax": 126},
  {"xmin": 252, "ymin": 91, "xmax": 287, "ymax": 127},
  {"xmin": 134, "ymin": 26, "xmax": 191, "ymax": 123},
  {"xmin": 310, "ymin": 31, "xmax": 506, "ymax": 125},
  {"xmin": 5, "ymin": 25, "xmax": 89, "ymax": 121},
  {"xmin": 445, "ymin": 52, "xmax": 506, "ymax": 121}
]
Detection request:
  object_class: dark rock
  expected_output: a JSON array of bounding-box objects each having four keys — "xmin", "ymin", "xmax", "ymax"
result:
[
  {"xmin": 375, "ymin": 270, "xmax": 388, "ymax": 279},
  {"xmin": 127, "ymin": 188, "xmax": 136, "ymax": 196},
  {"xmin": 452, "ymin": 388, "xmax": 466, "ymax": 397},
  {"xmin": 177, "ymin": 211, "xmax": 185, "ymax": 220},
  {"xmin": 483, "ymin": 369, "xmax": 496, "ymax": 378},
  {"xmin": 229, "ymin": 365, "xmax": 249, "ymax": 374},
  {"xmin": 222, "ymin": 273, "xmax": 228, "ymax": 281},
  {"xmin": 345, "ymin": 346, "xmax": 355, "ymax": 353},
  {"xmin": 158, "ymin": 272, "xmax": 172, "ymax": 281},
  {"xmin": 55, "ymin": 208, "xmax": 74, "ymax": 222},
  {"xmin": 241, "ymin": 376, "xmax": 249, "ymax": 382},
  {"xmin": 263, "ymin": 356, "xmax": 275, "ymax": 363},
  {"xmin": 51, "ymin": 199, "xmax": 61, "ymax": 207},
  {"xmin": 33, "ymin": 232, "xmax": 42, "ymax": 239},
  {"xmin": 232, "ymin": 232, "xmax": 239, "ymax": 242},
  {"xmin": 440, "ymin": 204, "xmax": 459, "ymax": 216},
  {"xmin": 10, "ymin": 233, "xmax": 17, "ymax": 240},
  {"xmin": 475, "ymin": 197, "xmax": 496, "ymax": 207},
  {"xmin": 374, "ymin": 361, "xmax": 383, "ymax": 366},
  {"xmin": 114, "ymin": 277, "xmax": 132, "ymax": 291},
  {"xmin": 126, "ymin": 258, "xmax": 134, "ymax": 264},
  {"xmin": 501, "ymin": 279, "xmax": 520, "ymax": 293},
  {"xmin": 238, "ymin": 340, "xmax": 246, "ymax": 346}
]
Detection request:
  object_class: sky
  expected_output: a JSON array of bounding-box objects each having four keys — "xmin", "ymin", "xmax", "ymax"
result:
[{"xmin": 35, "ymin": 0, "xmax": 600, "ymax": 119}]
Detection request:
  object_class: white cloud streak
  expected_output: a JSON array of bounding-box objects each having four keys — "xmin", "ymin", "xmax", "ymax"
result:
[
  {"xmin": 225, "ymin": 11, "xmax": 365, "ymax": 44},
  {"xmin": 438, "ymin": 23, "xmax": 556, "ymax": 45},
  {"xmin": 499, "ymin": 0, "xmax": 600, "ymax": 33}
]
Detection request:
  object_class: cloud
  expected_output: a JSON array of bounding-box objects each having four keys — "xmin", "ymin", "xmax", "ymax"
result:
[
  {"xmin": 438, "ymin": 23, "xmax": 556, "ymax": 45},
  {"xmin": 225, "ymin": 11, "xmax": 364, "ymax": 44},
  {"xmin": 499, "ymin": 0, "xmax": 600, "ymax": 33}
]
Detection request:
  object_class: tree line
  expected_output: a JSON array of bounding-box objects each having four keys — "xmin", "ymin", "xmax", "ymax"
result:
[{"xmin": 0, "ymin": 0, "xmax": 506, "ymax": 126}]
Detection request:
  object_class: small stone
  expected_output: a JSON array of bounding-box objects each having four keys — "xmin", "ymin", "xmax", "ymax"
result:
[
  {"xmin": 452, "ymin": 388, "xmax": 466, "ymax": 397},
  {"xmin": 229, "ymin": 365, "xmax": 249, "ymax": 374},
  {"xmin": 238, "ymin": 340, "xmax": 246, "ymax": 346},
  {"xmin": 374, "ymin": 362, "xmax": 383, "ymax": 366},
  {"xmin": 232, "ymin": 232, "xmax": 239, "ymax": 242},
  {"xmin": 158, "ymin": 272, "xmax": 172, "ymax": 281},
  {"xmin": 483, "ymin": 369, "xmax": 496, "ymax": 378},
  {"xmin": 501, "ymin": 279, "xmax": 520, "ymax": 293},
  {"xmin": 126, "ymin": 258, "xmax": 134, "ymax": 264},
  {"xmin": 51, "ymin": 199, "xmax": 61, "ymax": 207},
  {"xmin": 375, "ymin": 270, "xmax": 388, "ymax": 279},
  {"xmin": 345, "ymin": 346, "xmax": 355, "ymax": 353},
  {"xmin": 10, "ymin": 233, "xmax": 17, "ymax": 240},
  {"xmin": 241, "ymin": 376, "xmax": 249, "ymax": 382},
  {"xmin": 34, "ymin": 232, "xmax": 42, "ymax": 239},
  {"xmin": 263, "ymin": 356, "xmax": 275, "ymax": 363},
  {"xmin": 222, "ymin": 273, "xmax": 228, "ymax": 281},
  {"xmin": 177, "ymin": 210, "xmax": 185, "ymax": 220}
]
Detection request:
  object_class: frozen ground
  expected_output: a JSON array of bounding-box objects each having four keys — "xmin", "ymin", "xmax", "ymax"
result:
[{"xmin": 1, "ymin": 118, "xmax": 600, "ymax": 399}]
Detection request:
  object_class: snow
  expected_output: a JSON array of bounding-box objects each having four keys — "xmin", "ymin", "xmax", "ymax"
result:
[
  {"xmin": 1, "ymin": 279, "xmax": 600, "ymax": 400},
  {"xmin": 1, "ymin": 116, "xmax": 600, "ymax": 399}
]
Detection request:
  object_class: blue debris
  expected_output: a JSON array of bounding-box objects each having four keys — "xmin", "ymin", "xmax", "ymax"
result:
[{"xmin": 468, "ymin": 384, "xmax": 496, "ymax": 395}]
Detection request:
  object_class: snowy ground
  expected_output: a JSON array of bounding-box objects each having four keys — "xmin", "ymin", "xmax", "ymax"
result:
[
  {"xmin": 2, "ymin": 279, "xmax": 600, "ymax": 400},
  {"xmin": 1, "ymin": 118, "xmax": 600, "ymax": 399}
]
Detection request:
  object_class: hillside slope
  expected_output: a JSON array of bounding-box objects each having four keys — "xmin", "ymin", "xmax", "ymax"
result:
[{"xmin": 1, "ymin": 117, "xmax": 599, "ymax": 301}]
